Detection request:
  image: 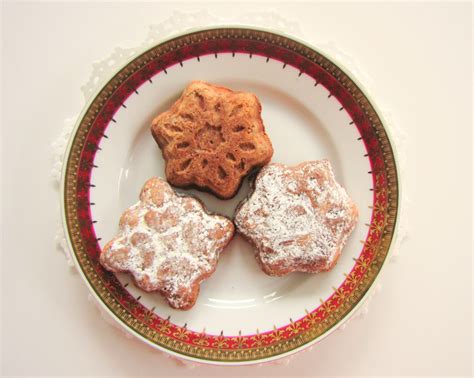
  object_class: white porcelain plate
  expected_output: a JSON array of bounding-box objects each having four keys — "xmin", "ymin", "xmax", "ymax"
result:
[{"xmin": 62, "ymin": 27, "xmax": 398, "ymax": 365}]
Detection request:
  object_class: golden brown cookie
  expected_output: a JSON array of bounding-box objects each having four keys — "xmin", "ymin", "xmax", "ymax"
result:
[
  {"xmin": 151, "ymin": 81, "xmax": 273, "ymax": 199},
  {"xmin": 234, "ymin": 160, "xmax": 358, "ymax": 276},
  {"xmin": 100, "ymin": 177, "xmax": 235, "ymax": 310}
]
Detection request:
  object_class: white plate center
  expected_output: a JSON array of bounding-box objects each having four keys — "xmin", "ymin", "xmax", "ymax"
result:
[{"xmin": 91, "ymin": 53, "xmax": 372, "ymax": 335}]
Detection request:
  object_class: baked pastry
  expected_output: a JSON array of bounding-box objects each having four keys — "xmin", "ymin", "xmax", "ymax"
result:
[
  {"xmin": 100, "ymin": 177, "xmax": 235, "ymax": 310},
  {"xmin": 234, "ymin": 160, "xmax": 358, "ymax": 276},
  {"xmin": 151, "ymin": 81, "xmax": 273, "ymax": 199}
]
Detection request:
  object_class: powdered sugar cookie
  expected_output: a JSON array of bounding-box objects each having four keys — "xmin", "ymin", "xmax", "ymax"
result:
[
  {"xmin": 100, "ymin": 177, "xmax": 235, "ymax": 310},
  {"xmin": 234, "ymin": 160, "xmax": 358, "ymax": 276}
]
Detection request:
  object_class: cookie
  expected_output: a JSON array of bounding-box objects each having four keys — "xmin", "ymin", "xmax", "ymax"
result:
[
  {"xmin": 151, "ymin": 81, "xmax": 273, "ymax": 199},
  {"xmin": 100, "ymin": 177, "xmax": 235, "ymax": 310},
  {"xmin": 234, "ymin": 160, "xmax": 358, "ymax": 276}
]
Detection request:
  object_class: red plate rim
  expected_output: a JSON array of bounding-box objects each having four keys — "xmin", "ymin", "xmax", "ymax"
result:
[{"xmin": 62, "ymin": 27, "xmax": 399, "ymax": 364}]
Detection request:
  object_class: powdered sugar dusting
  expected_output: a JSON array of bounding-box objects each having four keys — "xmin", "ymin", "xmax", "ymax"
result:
[
  {"xmin": 235, "ymin": 160, "xmax": 358, "ymax": 276},
  {"xmin": 100, "ymin": 177, "xmax": 234, "ymax": 309}
]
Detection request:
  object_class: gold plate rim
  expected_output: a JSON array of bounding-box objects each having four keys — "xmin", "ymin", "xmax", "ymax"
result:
[{"xmin": 61, "ymin": 26, "xmax": 400, "ymax": 365}]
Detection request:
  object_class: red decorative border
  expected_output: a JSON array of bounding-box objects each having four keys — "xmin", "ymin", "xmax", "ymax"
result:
[{"xmin": 66, "ymin": 29, "xmax": 396, "ymax": 359}]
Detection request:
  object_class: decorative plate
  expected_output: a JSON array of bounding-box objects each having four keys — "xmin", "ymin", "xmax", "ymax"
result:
[{"xmin": 61, "ymin": 27, "xmax": 399, "ymax": 365}]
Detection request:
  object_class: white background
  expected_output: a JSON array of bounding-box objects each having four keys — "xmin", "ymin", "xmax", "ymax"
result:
[{"xmin": 1, "ymin": 1, "xmax": 472, "ymax": 377}]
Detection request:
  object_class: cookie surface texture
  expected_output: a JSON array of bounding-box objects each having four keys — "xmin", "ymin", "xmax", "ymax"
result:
[
  {"xmin": 151, "ymin": 81, "xmax": 273, "ymax": 199},
  {"xmin": 100, "ymin": 177, "xmax": 235, "ymax": 310},
  {"xmin": 234, "ymin": 160, "xmax": 358, "ymax": 276}
]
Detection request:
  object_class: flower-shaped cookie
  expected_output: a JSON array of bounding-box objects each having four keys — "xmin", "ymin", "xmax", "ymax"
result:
[
  {"xmin": 234, "ymin": 160, "xmax": 358, "ymax": 276},
  {"xmin": 151, "ymin": 81, "xmax": 273, "ymax": 199},
  {"xmin": 100, "ymin": 177, "xmax": 235, "ymax": 310}
]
